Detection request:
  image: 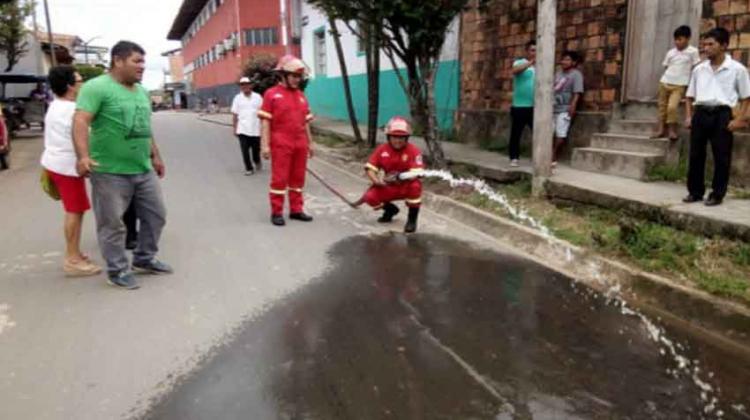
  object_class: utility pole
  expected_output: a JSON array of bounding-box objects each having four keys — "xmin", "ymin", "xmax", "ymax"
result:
[
  {"xmin": 82, "ymin": 36, "xmax": 101, "ymax": 65},
  {"xmin": 531, "ymin": 0, "xmax": 556, "ymax": 196},
  {"xmin": 234, "ymin": 0, "xmax": 242, "ymax": 60},
  {"xmin": 42, "ymin": 0, "xmax": 56, "ymax": 66},
  {"xmin": 30, "ymin": 0, "xmax": 44, "ymax": 75},
  {"xmin": 279, "ymin": 0, "xmax": 290, "ymax": 54}
]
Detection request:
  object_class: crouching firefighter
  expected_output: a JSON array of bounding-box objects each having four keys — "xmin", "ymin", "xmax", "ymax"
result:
[
  {"xmin": 352, "ymin": 116, "xmax": 424, "ymax": 233},
  {"xmin": 259, "ymin": 55, "xmax": 315, "ymax": 226}
]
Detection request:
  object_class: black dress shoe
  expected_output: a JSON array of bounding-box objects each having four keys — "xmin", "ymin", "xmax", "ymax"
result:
[
  {"xmin": 704, "ymin": 196, "xmax": 723, "ymax": 206},
  {"xmin": 682, "ymin": 195, "xmax": 703, "ymax": 203},
  {"xmin": 289, "ymin": 212, "xmax": 314, "ymax": 222},
  {"xmin": 271, "ymin": 215, "xmax": 286, "ymax": 226}
]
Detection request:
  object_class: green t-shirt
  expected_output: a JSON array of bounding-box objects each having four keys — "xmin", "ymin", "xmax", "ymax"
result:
[
  {"xmin": 512, "ymin": 58, "xmax": 535, "ymax": 108},
  {"xmin": 76, "ymin": 74, "xmax": 153, "ymax": 174}
]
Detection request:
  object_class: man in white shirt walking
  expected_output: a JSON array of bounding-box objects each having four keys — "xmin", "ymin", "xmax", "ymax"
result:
[
  {"xmin": 684, "ymin": 27, "xmax": 750, "ymax": 206},
  {"xmin": 231, "ymin": 77, "xmax": 263, "ymax": 175}
]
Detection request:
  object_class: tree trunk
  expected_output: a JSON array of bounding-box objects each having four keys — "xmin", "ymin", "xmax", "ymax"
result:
[
  {"xmin": 365, "ymin": 22, "xmax": 380, "ymax": 148},
  {"xmin": 328, "ymin": 17, "xmax": 363, "ymax": 144},
  {"xmin": 423, "ymin": 65, "xmax": 446, "ymax": 167},
  {"xmin": 405, "ymin": 60, "xmax": 446, "ymax": 168}
]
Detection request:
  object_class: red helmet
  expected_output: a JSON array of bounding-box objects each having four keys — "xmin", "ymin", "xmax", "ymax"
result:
[
  {"xmin": 385, "ymin": 116, "xmax": 412, "ymax": 137},
  {"xmin": 275, "ymin": 54, "xmax": 307, "ymax": 75}
]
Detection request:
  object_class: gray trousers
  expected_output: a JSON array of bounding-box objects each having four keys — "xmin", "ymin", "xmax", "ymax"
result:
[{"xmin": 90, "ymin": 171, "xmax": 167, "ymax": 275}]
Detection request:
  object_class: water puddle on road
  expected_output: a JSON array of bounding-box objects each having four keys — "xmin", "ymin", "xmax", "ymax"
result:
[{"xmin": 142, "ymin": 234, "xmax": 750, "ymax": 420}]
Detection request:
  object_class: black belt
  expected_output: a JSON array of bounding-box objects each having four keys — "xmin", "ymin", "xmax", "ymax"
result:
[{"xmin": 695, "ymin": 105, "xmax": 732, "ymax": 113}]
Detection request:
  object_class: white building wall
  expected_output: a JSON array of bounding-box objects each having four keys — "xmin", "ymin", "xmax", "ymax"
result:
[
  {"xmin": 0, "ymin": 33, "xmax": 48, "ymax": 98},
  {"xmin": 300, "ymin": 3, "xmax": 460, "ymax": 80}
]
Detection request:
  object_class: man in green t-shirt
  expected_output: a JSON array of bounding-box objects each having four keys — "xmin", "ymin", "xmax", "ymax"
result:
[
  {"xmin": 73, "ymin": 40, "xmax": 172, "ymax": 290},
  {"xmin": 508, "ymin": 40, "xmax": 536, "ymax": 167}
]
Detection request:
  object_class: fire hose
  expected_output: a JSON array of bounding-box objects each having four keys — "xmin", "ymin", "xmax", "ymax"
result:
[{"xmin": 306, "ymin": 167, "xmax": 358, "ymax": 208}]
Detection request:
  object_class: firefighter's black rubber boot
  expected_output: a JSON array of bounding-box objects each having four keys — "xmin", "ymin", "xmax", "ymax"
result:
[
  {"xmin": 404, "ymin": 207, "xmax": 419, "ymax": 233},
  {"xmin": 377, "ymin": 203, "xmax": 400, "ymax": 223},
  {"xmin": 289, "ymin": 212, "xmax": 314, "ymax": 222}
]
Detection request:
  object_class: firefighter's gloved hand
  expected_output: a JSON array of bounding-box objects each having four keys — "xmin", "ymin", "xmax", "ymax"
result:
[{"xmin": 383, "ymin": 173, "xmax": 399, "ymax": 184}]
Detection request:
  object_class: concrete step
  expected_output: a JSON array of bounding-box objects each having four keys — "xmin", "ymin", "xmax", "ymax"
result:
[
  {"xmin": 590, "ymin": 133, "xmax": 669, "ymax": 155},
  {"xmin": 571, "ymin": 147, "xmax": 664, "ymax": 180},
  {"xmin": 608, "ymin": 119, "xmax": 658, "ymax": 136},
  {"xmin": 614, "ymin": 102, "xmax": 659, "ymax": 120}
]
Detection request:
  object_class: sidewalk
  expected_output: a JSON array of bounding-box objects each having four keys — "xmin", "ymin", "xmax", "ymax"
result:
[{"xmin": 198, "ymin": 112, "xmax": 750, "ymax": 241}]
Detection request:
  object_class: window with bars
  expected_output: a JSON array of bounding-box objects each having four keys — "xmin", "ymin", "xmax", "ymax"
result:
[
  {"xmin": 244, "ymin": 28, "xmax": 278, "ymax": 46},
  {"xmin": 313, "ymin": 29, "xmax": 326, "ymax": 76}
]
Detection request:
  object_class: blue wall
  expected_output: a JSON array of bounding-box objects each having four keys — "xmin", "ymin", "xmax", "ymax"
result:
[{"xmin": 305, "ymin": 60, "xmax": 460, "ymax": 131}]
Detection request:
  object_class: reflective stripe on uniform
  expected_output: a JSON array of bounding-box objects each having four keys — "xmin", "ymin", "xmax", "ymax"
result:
[
  {"xmin": 258, "ymin": 110, "xmax": 273, "ymax": 120},
  {"xmin": 270, "ymin": 188, "xmax": 287, "ymax": 195},
  {"xmin": 365, "ymin": 163, "xmax": 379, "ymax": 172},
  {"xmin": 288, "ymin": 187, "xmax": 303, "ymax": 193}
]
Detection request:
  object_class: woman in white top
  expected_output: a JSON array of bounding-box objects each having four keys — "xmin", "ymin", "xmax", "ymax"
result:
[{"xmin": 40, "ymin": 66, "xmax": 101, "ymax": 276}]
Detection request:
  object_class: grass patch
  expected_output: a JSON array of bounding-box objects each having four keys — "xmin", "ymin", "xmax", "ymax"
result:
[
  {"xmin": 646, "ymin": 159, "xmax": 688, "ymax": 182},
  {"xmin": 314, "ymin": 134, "xmax": 355, "ymax": 148},
  {"xmin": 730, "ymin": 188, "xmax": 750, "ymax": 200},
  {"xmin": 616, "ymin": 221, "xmax": 699, "ymax": 271},
  {"xmin": 501, "ymin": 178, "xmax": 532, "ymax": 200},
  {"xmin": 431, "ymin": 179, "xmax": 750, "ymax": 304},
  {"xmin": 696, "ymin": 272, "xmax": 749, "ymax": 299},
  {"xmin": 728, "ymin": 243, "xmax": 750, "ymax": 267},
  {"xmin": 316, "ymin": 136, "xmax": 750, "ymax": 304}
]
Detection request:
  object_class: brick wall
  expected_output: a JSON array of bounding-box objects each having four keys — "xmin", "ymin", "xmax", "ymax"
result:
[
  {"xmin": 460, "ymin": 0, "xmax": 628, "ymax": 113},
  {"xmin": 702, "ymin": 0, "xmax": 750, "ymax": 65}
]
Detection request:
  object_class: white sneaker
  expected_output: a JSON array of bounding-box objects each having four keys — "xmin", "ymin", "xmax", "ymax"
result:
[{"xmin": 510, "ymin": 159, "xmax": 519, "ymax": 167}]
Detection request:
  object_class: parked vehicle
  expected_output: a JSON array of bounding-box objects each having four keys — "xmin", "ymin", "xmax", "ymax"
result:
[
  {"xmin": 0, "ymin": 74, "xmax": 48, "ymax": 169},
  {"xmin": 0, "ymin": 74, "xmax": 48, "ymax": 135},
  {"xmin": 0, "ymin": 108, "xmax": 9, "ymax": 170}
]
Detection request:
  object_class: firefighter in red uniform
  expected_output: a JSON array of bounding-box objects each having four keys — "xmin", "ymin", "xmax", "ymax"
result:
[
  {"xmin": 352, "ymin": 116, "xmax": 424, "ymax": 233},
  {"xmin": 258, "ymin": 55, "xmax": 315, "ymax": 226}
]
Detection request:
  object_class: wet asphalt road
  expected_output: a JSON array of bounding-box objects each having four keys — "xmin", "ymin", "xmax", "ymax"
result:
[
  {"xmin": 142, "ymin": 234, "xmax": 750, "ymax": 420},
  {"xmin": 1, "ymin": 113, "xmax": 749, "ymax": 419},
  {"xmin": 0, "ymin": 113, "xmax": 510, "ymax": 420}
]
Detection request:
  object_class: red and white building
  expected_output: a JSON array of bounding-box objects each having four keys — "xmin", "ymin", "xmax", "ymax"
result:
[{"xmin": 167, "ymin": 0, "xmax": 301, "ymax": 109}]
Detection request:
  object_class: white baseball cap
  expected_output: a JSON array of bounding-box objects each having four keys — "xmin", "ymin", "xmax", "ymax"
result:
[{"xmin": 239, "ymin": 77, "xmax": 252, "ymax": 84}]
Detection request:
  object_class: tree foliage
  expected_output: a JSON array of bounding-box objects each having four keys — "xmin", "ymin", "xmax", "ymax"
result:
[
  {"xmin": 74, "ymin": 64, "xmax": 105, "ymax": 81},
  {"xmin": 307, "ymin": 0, "xmax": 383, "ymax": 147},
  {"xmin": 241, "ymin": 52, "xmax": 277, "ymax": 95},
  {"xmin": 307, "ymin": 0, "xmax": 485, "ymax": 166},
  {"xmin": 0, "ymin": 0, "xmax": 33, "ymax": 72},
  {"xmin": 241, "ymin": 52, "xmax": 308, "ymax": 95}
]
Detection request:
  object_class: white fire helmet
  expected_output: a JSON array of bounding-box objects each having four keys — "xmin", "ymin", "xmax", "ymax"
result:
[
  {"xmin": 275, "ymin": 54, "xmax": 308, "ymax": 75},
  {"xmin": 385, "ymin": 116, "xmax": 412, "ymax": 137}
]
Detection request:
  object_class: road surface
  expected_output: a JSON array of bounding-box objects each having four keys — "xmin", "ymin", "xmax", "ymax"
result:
[{"xmin": 0, "ymin": 113, "xmax": 748, "ymax": 419}]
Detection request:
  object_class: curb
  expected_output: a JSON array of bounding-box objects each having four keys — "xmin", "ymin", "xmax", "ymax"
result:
[
  {"xmin": 310, "ymin": 141, "xmax": 750, "ymax": 357},
  {"xmin": 199, "ymin": 115, "xmax": 750, "ymax": 354},
  {"xmin": 546, "ymin": 179, "xmax": 750, "ymax": 243}
]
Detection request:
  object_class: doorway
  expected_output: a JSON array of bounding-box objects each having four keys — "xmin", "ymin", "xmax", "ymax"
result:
[{"xmin": 622, "ymin": 0, "xmax": 702, "ymax": 102}]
